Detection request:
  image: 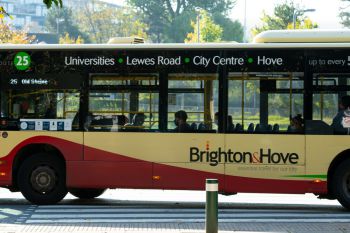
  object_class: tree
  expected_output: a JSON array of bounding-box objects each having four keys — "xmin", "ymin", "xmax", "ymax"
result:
[
  {"xmin": 77, "ymin": 2, "xmax": 148, "ymax": 43},
  {"xmin": 340, "ymin": 0, "xmax": 350, "ymax": 27},
  {"xmin": 185, "ymin": 10, "xmax": 223, "ymax": 43},
  {"xmin": 212, "ymin": 13, "xmax": 243, "ymax": 42},
  {"xmin": 0, "ymin": 21, "xmax": 35, "ymax": 43},
  {"xmin": 59, "ymin": 33, "xmax": 84, "ymax": 44},
  {"xmin": 45, "ymin": 7, "xmax": 89, "ymax": 42},
  {"xmin": 251, "ymin": 1, "xmax": 318, "ymax": 37},
  {"xmin": 128, "ymin": 0, "xmax": 235, "ymax": 43},
  {"xmin": 43, "ymin": 0, "xmax": 62, "ymax": 8},
  {"xmin": 286, "ymin": 17, "xmax": 318, "ymax": 30}
]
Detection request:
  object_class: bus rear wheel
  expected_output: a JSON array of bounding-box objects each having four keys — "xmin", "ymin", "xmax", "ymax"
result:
[
  {"xmin": 69, "ymin": 188, "xmax": 106, "ymax": 199},
  {"xmin": 332, "ymin": 159, "xmax": 350, "ymax": 210},
  {"xmin": 17, "ymin": 153, "xmax": 67, "ymax": 205}
]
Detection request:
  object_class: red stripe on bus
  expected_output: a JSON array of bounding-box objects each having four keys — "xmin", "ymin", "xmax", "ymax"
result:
[{"xmin": 0, "ymin": 136, "xmax": 327, "ymax": 195}]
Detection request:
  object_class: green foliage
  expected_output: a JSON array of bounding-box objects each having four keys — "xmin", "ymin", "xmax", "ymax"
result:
[
  {"xmin": 128, "ymin": 0, "xmax": 236, "ymax": 43},
  {"xmin": 45, "ymin": 7, "xmax": 89, "ymax": 42},
  {"xmin": 43, "ymin": 0, "xmax": 62, "ymax": 8},
  {"xmin": 0, "ymin": 6, "xmax": 13, "ymax": 19},
  {"xmin": 77, "ymin": 2, "xmax": 148, "ymax": 43},
  {"xmin": 340, "ymin": 0, "xmax": 350, "ymax": 28},
  {"xmin": 0, "ymin": 21, "xmax": 35, "ymax": 43},
  {"xmin": 212, "ymin": 13, "xmax": 243, "ymax": 42},
  {"xmin": 185, "ymin": 10, "xmax": 223, "ymax": 43},
  {"xmin": 251, "ymin": 1, "xmax": 318, "ymax": 37},
  {"xmin": 59, "ymin": 33, "xmax": 84, "ymax": 44}
]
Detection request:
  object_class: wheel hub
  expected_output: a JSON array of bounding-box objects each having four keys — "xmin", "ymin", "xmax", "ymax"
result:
[{"xmin": 30, "ymin": 166, "xmax": 56, "ymax": 193}]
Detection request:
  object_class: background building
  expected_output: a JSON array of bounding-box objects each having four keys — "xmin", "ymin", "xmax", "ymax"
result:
[
  {"xmin": 0, "ymin": 0, "xmax": 47, "ymax": 32},
  {"xmin": 0, "ymin": 0, "xmax": 120, "ymax": 33}
]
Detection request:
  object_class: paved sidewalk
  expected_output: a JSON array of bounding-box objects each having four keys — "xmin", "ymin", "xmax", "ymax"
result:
[{"xmin": 1, "ymin": 223, "xmax": 350, "ymax": 233}]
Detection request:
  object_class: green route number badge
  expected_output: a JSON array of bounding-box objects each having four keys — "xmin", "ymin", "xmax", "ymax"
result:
[{"xmin": 14, "ymin": 52, "xmax": 31, "ymax": 70}]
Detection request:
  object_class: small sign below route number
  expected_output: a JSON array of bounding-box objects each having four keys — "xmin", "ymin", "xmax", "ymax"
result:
[{"xmin": 19, "ymin": 119, "xmax": 72, "ymax": 131}]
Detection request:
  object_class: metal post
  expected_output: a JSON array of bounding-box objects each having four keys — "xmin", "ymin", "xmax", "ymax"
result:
[
  {"xmin": 197, "ymin": 13, "xmax": 200, "ymax": 43},
  {"xmin": 293, "ymin": 9, "xmax": 316, "ymax": 29},
  {"xmin": 206, "ymin": 179, "xmax": 218, "ymax": 233},
  {"xmin": 293, "ymin": 10, "xmax": 297, "ymax": 29}
]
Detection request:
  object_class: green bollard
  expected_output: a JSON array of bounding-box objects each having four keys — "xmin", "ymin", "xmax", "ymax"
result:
[{"xmin": 205, "ymin": 179, "xmax": 218, "ymax": 233}]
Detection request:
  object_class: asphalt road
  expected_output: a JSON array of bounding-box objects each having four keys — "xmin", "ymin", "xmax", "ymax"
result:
[{"xmin": 0, "ymin": 188, "xmax": 349, "ymax": 233}]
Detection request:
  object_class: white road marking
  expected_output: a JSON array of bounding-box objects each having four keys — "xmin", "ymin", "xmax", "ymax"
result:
[{"xmin": 23, "ymin": 205, "xmax": 350, "ymax": 224}]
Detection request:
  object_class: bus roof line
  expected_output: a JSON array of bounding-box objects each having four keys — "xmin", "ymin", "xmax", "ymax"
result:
[{"xmin": 0, "ymin": 43, "xmax": 350, "ymax": 50}]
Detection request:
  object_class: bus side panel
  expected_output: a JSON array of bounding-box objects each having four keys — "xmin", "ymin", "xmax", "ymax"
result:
[
  {"xmin": 146, "ymin": 133, "xmax": 225, "ymax": 191},
  {"xmin": 305, "ymin": 135, "xmax": 348, "ymax": 194},
  {"xmin": 152, "ymin": 163, "xmax": 225, "ymax": 191},
  {"xmin": 80, "ymin": 132, "xmax": 225, "ymax": 190},
  {"xmin": 66, "ymin": 161, "xmax": 153, "ymax": 189},
  {"xmin": 78, "ymin": 132, "xmax": 154, "ymax": 188},
  {"xmin": 0, "ymin": 132, "xmax": 84, "ymax": 187},
  {"xmin": 224, "ymin": 174, "xmax": 309, "ymax": 194},
  {"xmin": 224, "ymin": 134, "xmax": 309, "ymax": 194}
]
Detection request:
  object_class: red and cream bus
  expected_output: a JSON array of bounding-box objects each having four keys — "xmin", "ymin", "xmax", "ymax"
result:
[{"xmin": 1, "ymin": 30, "xmax": 350, "ymax": 208}]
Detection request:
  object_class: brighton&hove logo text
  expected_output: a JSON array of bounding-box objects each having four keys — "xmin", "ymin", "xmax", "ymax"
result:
[{"xmin": 190, "ymin": 142, "xmax": 299, "ymax": 166}]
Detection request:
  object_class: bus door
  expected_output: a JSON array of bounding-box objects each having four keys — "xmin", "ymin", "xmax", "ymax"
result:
[
  {"xmin": 82, "ymin": 74, "xmax": 159, "ymax": 189},
  {"xmin": 225, "ymin": 72, "xmax": 306, "ymax": 194},
  {"xmin": 152, "ymin": 73, "xmax": 225, "ymax": 191},
  {"xmin": 305, "ymin": 73, "xmax": 350, "ymax": 186}
]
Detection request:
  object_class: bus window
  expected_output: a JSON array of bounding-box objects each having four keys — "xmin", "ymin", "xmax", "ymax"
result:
[
  {"xmin": 0, "ymin": 89, "xmax": 79, "ymax": 131},
  {"xmin": 88, "ymin": 74, "xmax": 159, "ymax": 132},
  {"xmin": 228, "ymin": 73, "xmax": 259, "ymax": 133},
  {"xmin": 311, "ymin": 74, "xmax": 350, "ymax": 135},
  {"xmin": 228, "ymin": 72, "xmax": 303, "ymax": 133},
  {"xmin": 268, "ymin": 77, "xmax": 304, "ymax": 132},
  {"xmin": 168, "ymin": 73, "xmax": 218, "ymax": 132}
]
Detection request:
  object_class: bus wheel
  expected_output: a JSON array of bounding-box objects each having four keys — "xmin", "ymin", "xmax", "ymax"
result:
[
  {"xmin": 69, "ymin": 188, "xmax": 106, "ymax": 199},
  {"xmin": 17, "ymin": 153, "xmax": 67, "ymax": 205},
  {"xmin": 332, "ymin": 159, "xmax": 350, "ymax": 210}
]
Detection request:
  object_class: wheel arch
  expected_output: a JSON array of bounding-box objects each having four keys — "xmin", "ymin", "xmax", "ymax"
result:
[
  {"xmin": 12, "ymin": 143, "xmax": 66, "ymax": 191},
  {"xmin": 327, "ymin": 149, "xmax": 350, "ymax": 198}
]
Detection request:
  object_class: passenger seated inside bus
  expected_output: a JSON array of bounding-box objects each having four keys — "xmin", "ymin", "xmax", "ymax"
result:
[
  {"xmin": 173, "ymin": 110, "xmax": 191, "ymax": 132},
  {"xmin": 125, "ymin": 113, "xmax": 146, "ymax": 127},
  {"xmin": 117, "ymin": 115, "xmax": 129, "ymax": 125},
  {"xmin": 44, "ymin": 101, "xmax": 56, "ymax": 119},
  {"xmin": 72, "ymin": 112, "xmax": 94, "ymax": 131},
  {"xmin": 214, "ymin": 112, "xmax": 234, "ymax": 132},
  {"xmin": 331, "ymin": 95, "xmax": 350, "ymax": 134},
  {"xmin": 288, "ymin": 114, "xmax": 304, "ymax": 133}
]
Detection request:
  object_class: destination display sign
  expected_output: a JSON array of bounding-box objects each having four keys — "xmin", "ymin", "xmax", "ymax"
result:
[
  {"xmin": 1, "ymin": 73, "xmax": 83, "ymax": 89},
  {"xmin": 0, "ymin": 48, "xmax": 349, "ymax": 75}
]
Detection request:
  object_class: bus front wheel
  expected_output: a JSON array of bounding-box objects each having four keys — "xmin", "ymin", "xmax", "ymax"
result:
[
  {"xmin": 69, "ymin": 188, "xmax": 106, "ymax": 199},
  {"xmin": 17, "ymin": 153, "xmax": 67, "ymax": 205},
  {"xmin": 332, "ymin": 159, "xmax": 350, "ymax": 210}
]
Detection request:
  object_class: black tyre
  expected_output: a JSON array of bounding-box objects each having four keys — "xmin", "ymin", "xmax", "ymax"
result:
[
  {"xmin": 17, "ymin": 153, "xmax": 67, "ymax": 205},
  {"xmin": 69, "ymin": 188, "xmax": 106, "ymax": 199},
  {"xmin": 332, "ymin": 159, "xmax": 350, "ymax": 209}
]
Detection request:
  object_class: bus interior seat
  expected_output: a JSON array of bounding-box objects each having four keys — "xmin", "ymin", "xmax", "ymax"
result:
[
  {"xmin": 255, "ymin": 123, "xmax": 261, "ymax": 132},
  {"xmin": 190, "ymin": 122, "xmax": 197, "ymax": 131},
  {"xmin": 90, "ymin": 118, "xmax": 113, "ymax": 131},
  {"xmin": 227, "ymin": 123, "xmax": 235, "ymax": 132},
  {"xmin": 235, "ymin": 123, "xmax": 243, "ymax": 132},
  {"xmin": 198, "ymin": 123, "xmax": 209, "ymax": 130},
  {"xmin": 247, "ymin": 123, "xmax": 254, "ymax": 133},
  {"xmin": 255, "ymin": 124, "xmax": 272, "ymax": 133},
  {"xmin": 272, "ymin": 124, "xmax": 279, "ymax": 132},
  {"xmin": 305, "ymin": 120, "xmax": 333, "ymax": 135},
  {"xmin": 267, "ymin": 124, "xmax": 272, "ymax": 132},
  {"xmin": 227, "ymin": 117, "xmax": 234, "ymax": 132},
  {"xmin": 117, "ymin": 115, "xmax": 128, "ymax": 125}
]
